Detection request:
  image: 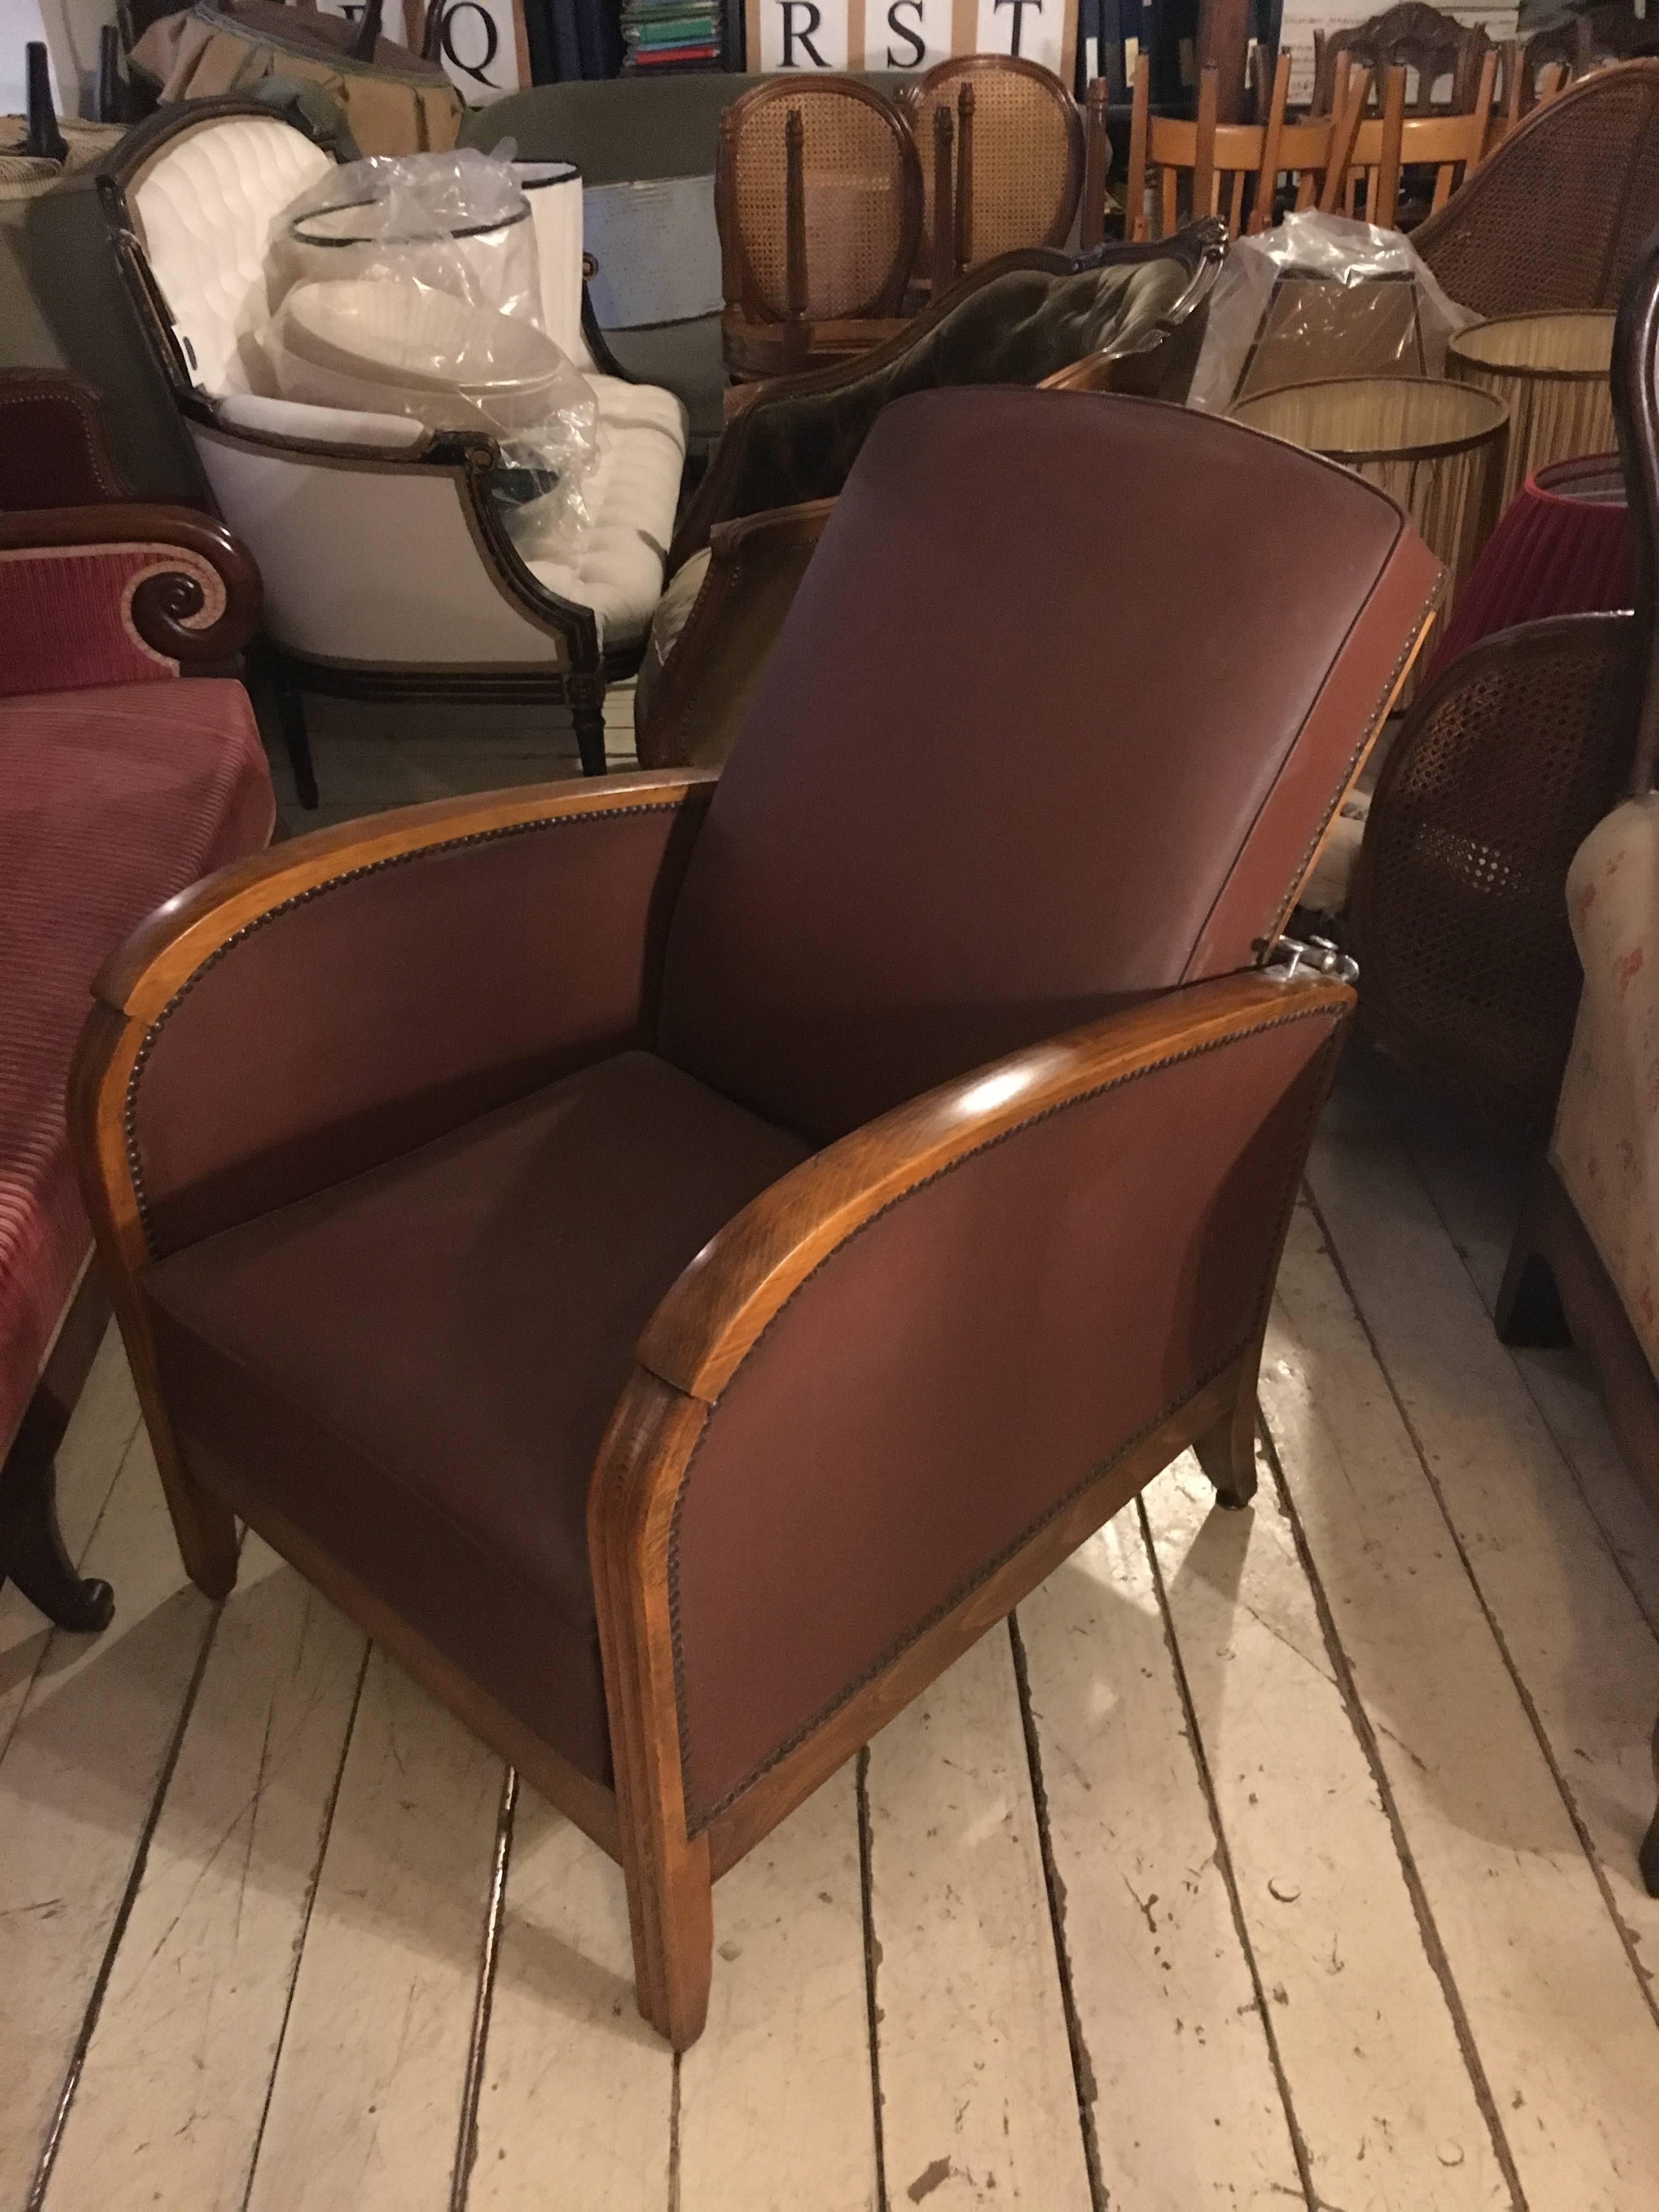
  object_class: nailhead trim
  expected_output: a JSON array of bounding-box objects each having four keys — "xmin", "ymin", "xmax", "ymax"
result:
[{"xmin": 122, "ymin": 801, "xmax": 687, "ymax": 1260}]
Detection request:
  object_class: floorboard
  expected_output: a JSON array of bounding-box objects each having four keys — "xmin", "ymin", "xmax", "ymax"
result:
[
  {"xmin": 1145, "ymin": 1451, "xmax": 1510, "ymax": 2209},
  {"xmin": 239, "ymin": 1649, "xmax": 505, "ymax": 2212},
  {"xmin": 862, "ymin": 1626, "xmax": 1093, "ymax": 2212},
  {"xmin": 1310, "ymin": 1070, "xmax": 1659, "ymax": 1991},
  {"xmin": 1015, "ymin": 1498, "xmax": 1307, "ymax": 2209},
  {"xmin": 40, "ymin": 1538, "xmax": 366, "ymax": 2212},
  {"xmin": 1265, "ymin": 1200, "xmax": 1659, "ymax": 2210},
  {"xmin": 676, "ymin": 1770, "xmax": 879, "ymax": 2212},
  {"xmin": 0, "ymin": 1431, "xmax": 217, "ymax": 2207},
  {"xmin": 467, "ymin": 1788, "xmax": 673, "ymax": 2212}
]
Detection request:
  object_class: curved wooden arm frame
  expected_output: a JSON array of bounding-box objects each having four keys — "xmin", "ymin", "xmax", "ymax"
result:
[
  {"xmin": 0, "ymin": 500, "xmax": 262, "ymax": 664},
  {"xmin": 70, "ymin": 777, "xmax": 1351, "ymax": 2051}
]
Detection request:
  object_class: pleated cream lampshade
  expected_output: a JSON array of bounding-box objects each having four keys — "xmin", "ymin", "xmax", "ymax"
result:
[
  {"xmin": 1232, "ymin": 377, "xmax": 1510, "ymax": 682},
  {"xmin": 1446, "ymin": 312, "xmax": 1617, "ymax": 517}
]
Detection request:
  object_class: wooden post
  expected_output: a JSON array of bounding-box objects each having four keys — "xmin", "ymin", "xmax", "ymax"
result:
[
  {"xmin": 931, "ymin": 104, "xmax": 955, "ymax": 295},
  {"xmin": 1196, "ymin": 0, "xmax": 1250, "ymax": 122},
  {"xmin": 351, "ymin": 0, "xmax": 385, "ymax": 60},
  {"xmin": 953, "ymin": 83, "xmax": 975, "ymax": 275},
  {"xmin": 23, "ymin": 43, "xmax": 66, "ymax": 163},
  {"xmin": 1374, "ymin": 63, "xmax": 1406, "ymax": 228},
  {"xmin": 785, "ymin": 107, "xmax": 810, "ymax": 366},
  {"xmin": 1081, "ymin": 76, "xmax": 1109, "ymax": 250}
]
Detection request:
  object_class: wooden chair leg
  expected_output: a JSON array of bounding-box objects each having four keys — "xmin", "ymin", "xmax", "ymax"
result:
[
  {"xmin": 1494, "ymin": 1170, "xmax": 1572, "ymax": 1347},
  {"xmin": 622, "ymin": 1822, "xmax": 714, "ymax": 2049},
  {"xmin": 1643, "ymin": 1712, "xmax": 1659, "ymax": 1898},
  {"xmin": 572, "ymin": 698, "xmax": 608, "ymax": 777},
  {"xmin": 0, "ymin": 1427, "xmax": 115, "ymax": 1633},
  {"xmin": 1193, "ymin": 1357, "xmax": 1261, "ymax": 1509}
]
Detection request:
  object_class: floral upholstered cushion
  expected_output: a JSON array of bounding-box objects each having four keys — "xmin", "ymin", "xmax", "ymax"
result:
[{"xmin": 1552, "ymin": 792, "xmax": 1659, "ymax": 1368}]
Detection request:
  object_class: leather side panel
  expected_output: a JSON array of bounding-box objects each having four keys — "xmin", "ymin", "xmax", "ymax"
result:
[
  {"xmin": 131, "ymin": 798, "xmax": 706, "ymax": 1257},
  {"xmin": 669, "ymin": 1002, "xmax": 1341, "ymax": 1827}
]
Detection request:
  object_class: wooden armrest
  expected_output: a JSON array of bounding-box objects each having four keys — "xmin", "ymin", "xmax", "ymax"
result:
[
  {"xmin": 92, "ymin": 769, "xmax": 718, "ymax": 1022},
  {"xmin": 637, "ymin": 968, "xmax": 1353, "ymax": 1402},
  {"xmin": 0, "ymin": 501, "xmax": 261, "ymax": 667}
]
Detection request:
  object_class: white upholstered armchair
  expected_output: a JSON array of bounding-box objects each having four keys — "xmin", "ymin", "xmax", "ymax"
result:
[{"xmin": 98, "ymin": 99, "xmax": 689, "ymax": 798}]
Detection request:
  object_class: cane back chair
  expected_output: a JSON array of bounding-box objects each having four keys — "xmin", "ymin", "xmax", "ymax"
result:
[
  {"xmin": 1412, "ymin": 59, "xmax": 1659, "ymax": 317},
  {"xmin": 897, "ymin": 55, "xmax": 1082, "ymax": 284},
  {"xmin": 716, "ymin": 75, "xmax": 922, "ymax": 382},
  {"xmin": 70, "ymin": 386, "xmax": 1440, "ymax": 2049}
]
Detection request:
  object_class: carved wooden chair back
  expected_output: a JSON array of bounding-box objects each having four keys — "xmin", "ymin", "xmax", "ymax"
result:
[
  {"xmin": 896, "ymin": 55, "xmax": 1081, "ymax": 286},
  {"xmin": 1313, "ymin": 1, "xmax": 1492, "ymax": 115},
  {"xmin": 1117, "ymin": 49, "xmax": 1344, "ymax": 242},
  {"xmin": 1337, "ymin": 50, "xmax": 1494, "ymax": 226}
]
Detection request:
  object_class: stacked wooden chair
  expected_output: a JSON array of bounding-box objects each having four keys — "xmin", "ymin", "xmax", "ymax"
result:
[{"xmin": 1100, "ymin": 50, "xmax": 1367, "ymax": 244}]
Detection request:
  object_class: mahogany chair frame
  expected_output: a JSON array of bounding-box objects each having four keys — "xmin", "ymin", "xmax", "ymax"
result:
[{"xmin": 716, "ymin": 76, "xmax": 923, "ymax": 381}]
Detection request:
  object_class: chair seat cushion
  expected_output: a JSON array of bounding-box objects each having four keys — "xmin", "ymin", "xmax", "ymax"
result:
[
  {"xmin": 526, "ymin": 376, "xmax": 689, "ymax": 648},
  {"xmin": 143, "ymin": 1049, "xmax": 810, "ymax": 1782},
  {"xmin": 0, "ymin": 679, "xmax": 273, "ymax": 1455}
]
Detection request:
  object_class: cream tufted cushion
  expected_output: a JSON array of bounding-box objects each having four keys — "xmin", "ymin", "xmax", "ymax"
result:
[
  {"xmin": 131, "ymin": 115, "xmax": 334, "ymax": 396},
  {"xmin": 524, "ymin": 377, "xmax": 687, "ymax": 648}
]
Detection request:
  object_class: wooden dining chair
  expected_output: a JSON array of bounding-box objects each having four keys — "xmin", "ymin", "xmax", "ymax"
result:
[
  {"xmin": 1313, "ymin": 1, "xmax": 1492, "ymax": 116},
  {"xmin": 1340, "ymin": 49, "xmax": 1496, "ymax": 227},
  {"xmin": 1489, "ymin": 41, "xmax": 1569, "ymax": 147},
  {"xmin": 1110, "ymin": 51, "xmax": 1363, "ymax": 244}
]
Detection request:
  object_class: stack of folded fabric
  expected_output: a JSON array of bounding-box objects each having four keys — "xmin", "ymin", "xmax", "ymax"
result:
[{"xmin": 621, "ymin": 0, "xmax": 723, "ymax": 70}]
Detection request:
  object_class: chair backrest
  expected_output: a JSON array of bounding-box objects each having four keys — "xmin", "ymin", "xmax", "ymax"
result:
[
  {"xmin": 715, "ymin": 76, "xmax": 921, "ymax": 325},
  {"xmin": 1413, "ymin": 58, "xmax": 1659, "ymax": 316},
  {"xmin": 899, "ymin": 56, "xmax": 1082, "ymax": 275},
  {"xmin": 1313, "ymin": 1, "xmax": 1491, "ymax": 114},
  {"xmin": 122, "ymin": 107, "xmax": 334, "ymax": 394},
  {"xmin": 656, "ymin": 386, "xmax": 1440, "ymax": 1144},
  {"xmin": 1119, "ymin": 55, "xmax": 1271, "ymax": 240},
  {"xmin": 1343, "ymin": 52, "xmax": 1495, "ymax": 225}
]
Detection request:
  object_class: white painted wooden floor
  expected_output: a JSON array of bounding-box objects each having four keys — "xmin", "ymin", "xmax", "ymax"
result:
[{"xmin": 5, "ymin": 1046, "xmax": 1658, "ymax": 2210}]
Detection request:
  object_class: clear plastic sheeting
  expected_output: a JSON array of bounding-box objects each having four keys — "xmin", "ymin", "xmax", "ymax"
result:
[
  {"xmin": 261, "ymin": 149, "xmax": 599, "ymax": 559},
  {"xmin": 1187, "ymin": 212, "xmax": 1478, "ymax": 415}
]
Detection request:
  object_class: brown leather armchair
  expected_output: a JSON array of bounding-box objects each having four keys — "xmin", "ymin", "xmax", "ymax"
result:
[{"xmin": 70, "ymin": 387, "xmax": 1440, "ymax": 2049}]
